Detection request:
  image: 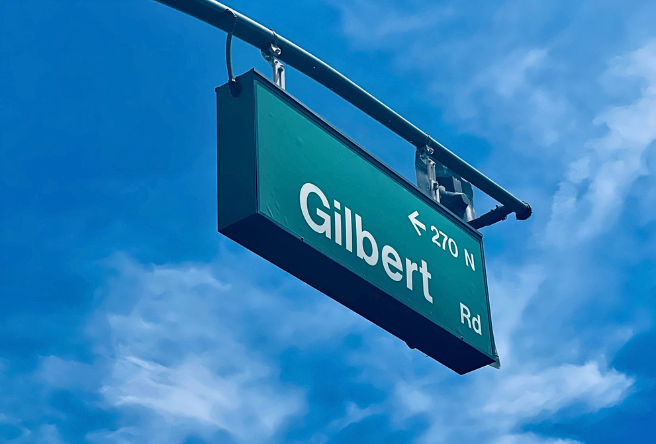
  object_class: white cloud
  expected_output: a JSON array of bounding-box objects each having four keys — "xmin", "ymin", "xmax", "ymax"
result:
[
  {"xmin": 381, "ymin": 360, "xmax": 632, "ymax": 444},
  {"xmin": 493, "ymin": 433, "xmax": 583, "ymax": 444},
  {"xmin": 547, "ymin": 40, "xmax": 656, "ymax": 245},
  {"xmin": 487, "ymin": 264, "xmax": 546, "ymax": 364},
  {"xmin": 450, "ymin": 47, "xmax": 567, "ymax": 149},
  {"xmin": 9, "ymin": 425, "xmax": 65, "ymax": 444},
  {"xmin": 327, "ymin": 401, "xmax": 381, "ymax": 431},
  {"xmin": 87, "ymin": 253, "xmax": 317, "ymax": 443},
  {"xmin": 326, "ymin": 0, "xmax": 453, "ymax": 48},
  {"xmin": 491, "ymin": 49, "xmax": 548, "ymax": 98},
  {"xmin": 103, "ymin": 356, "xmax": 301, "ymax": 442},
  {"xmin": 393, "ymin": 381, "xmax": 435, "ymax": 419},
  {"xmin": 329, "ymin": 0, "xmax": 575, "ymax": 155},
  {"xmin": 29, "ymin": 246, "xmax": 633, "ymax": 444},
  {"xmin": 483, "ymin": 361, "xmax": 634, "ymax": 418}
]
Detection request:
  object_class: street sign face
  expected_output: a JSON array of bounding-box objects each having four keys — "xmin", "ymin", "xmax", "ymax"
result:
[{"xmin": 217, "ymin": 70, "xmax": 498, "ymax": 374}]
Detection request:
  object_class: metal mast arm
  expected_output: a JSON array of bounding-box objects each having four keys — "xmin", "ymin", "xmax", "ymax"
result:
[{"xmin": 153, "ymin": 0, "xmax": 532, "ymax": 220}]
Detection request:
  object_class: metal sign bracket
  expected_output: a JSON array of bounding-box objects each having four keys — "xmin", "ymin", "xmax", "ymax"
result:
[
  {"xmin": 415, "ymin": 145, "xmax": 475, "ymax": 223},
  {"xmin": 261, "ymin": 43, "xmax": 285, "ymax": 89}
]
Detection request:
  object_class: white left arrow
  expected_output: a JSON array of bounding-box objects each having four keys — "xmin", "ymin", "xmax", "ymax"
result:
[{"xmin": 408, "ymin": 211, "xmax": 426, "ymax": 236}]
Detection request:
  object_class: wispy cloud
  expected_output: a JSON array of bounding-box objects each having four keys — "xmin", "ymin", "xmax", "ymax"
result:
[
  {"xmin": 88, "ymin": 253, "xmax": 312, "ymax": 443},
  {"xmin": 104, "ymin": 356, "xmax": 301, "ymax": 441},
  {"xmin": 92, "ymin": 254, "xmax": 634, "ymax": 444},
  {"xmin": 483, "ymin": 361, "xmax": 633, "ymax": 418},
  {"xmin": 380, "ymin": 360, "xmax": 632, "ymax": 443},
  {"xmin": 325, "ymin": 0, "xmax": 454, "ymax": 48},
  {"xmin": 20, "ymin": 245, "xmax": 635, "ymax": 444},
  {"xmin": 492, "ymin": 434, "xmax": 583, "ymax": 444},
  {"xmin": 547, "ymin": 40, "xmax": 656, "ymax": 245}
]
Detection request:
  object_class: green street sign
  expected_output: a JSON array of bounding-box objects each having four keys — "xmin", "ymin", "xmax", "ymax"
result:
[{"xmin": 217, "ymin": 70, "xmax": 498, "ymax": 374}]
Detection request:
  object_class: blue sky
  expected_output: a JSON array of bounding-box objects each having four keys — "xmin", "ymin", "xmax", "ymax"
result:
[{"xmin": 1, "ymin": 0, "xmax": 655, "ymax": 443}]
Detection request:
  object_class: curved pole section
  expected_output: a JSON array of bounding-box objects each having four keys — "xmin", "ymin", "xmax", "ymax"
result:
[{"xmin": 154, "ymin": 0, "xmax": 532, "ymax": 220}]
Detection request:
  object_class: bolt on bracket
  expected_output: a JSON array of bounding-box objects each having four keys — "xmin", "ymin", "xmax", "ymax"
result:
[{"xmin": 261, "ymin": 44, "xmax": 285, "ymax": 89}]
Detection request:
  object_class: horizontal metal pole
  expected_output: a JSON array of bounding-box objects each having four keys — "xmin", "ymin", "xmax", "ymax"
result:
[{"xmin": 153, "ymin": 0, "xmax": 532, "ymax": 219}]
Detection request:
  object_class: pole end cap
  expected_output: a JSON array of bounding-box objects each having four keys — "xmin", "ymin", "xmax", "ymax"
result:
[{"xmin": 515, "ymin": 202, "xmax": 532, "ymax": 221}]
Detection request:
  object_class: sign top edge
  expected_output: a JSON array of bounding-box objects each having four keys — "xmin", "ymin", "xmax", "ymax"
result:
[{"xmin": 234, "ymin": 68, "xmax": 484, "ymax": 240}]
